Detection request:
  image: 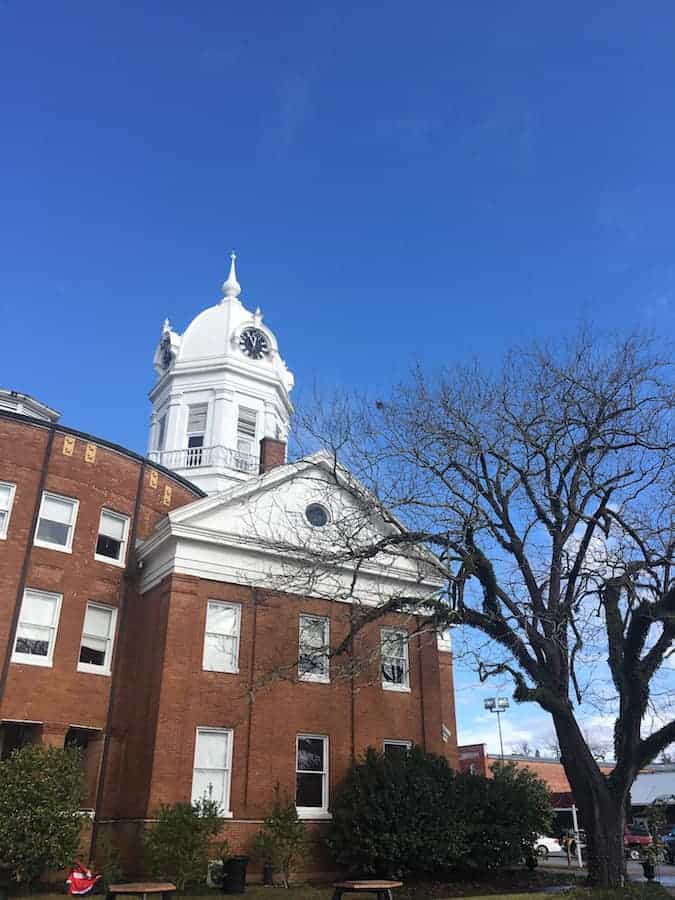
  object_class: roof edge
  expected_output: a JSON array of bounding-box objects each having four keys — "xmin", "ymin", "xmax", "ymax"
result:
[{"xmin": 0, "ymin": 409, "xmax": 206, "ymax": 498}]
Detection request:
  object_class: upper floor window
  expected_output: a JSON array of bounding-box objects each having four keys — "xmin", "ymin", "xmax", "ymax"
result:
[
  {"xmin": 203, "ymin": 600, "xmax": 241, "ymax": 673},
  {"xmin": 12, "ymin": 588, "xmax": 62, "ymax": 667},
  {"xmin": 0, "ymin": 481, "xmax": 16, "ymax": 540},
  {"xmin": 236, "ymin": 406, "xmax": 257, "ymax": 465},
  {"xmin": 381, "ymin": 628, "xmax": 410, "ymax": 691},
  {"xmin": 296, "ymin": 734, "xmax": 329, "ymax": 818},
  {"xmin": 34, "ymin": 492, "xmax": 79, "ymax": 553},
  {"xmin": 78, "ymin": 602, "xmax": 117, "ymax": 675},
  {"xmin": 95, "ymin": 509, "xmax": 130, "ymax": 566},
  {"xmin": 186, "ymin": 404, "xmax": 208, "ymax": 467},
  {"xmin": 192, "ymin": 727, "xmax": 233, "ymax": 814},
  {"xmin": 298, "ymin": 614, "xmax": 330, "ymax": 683}
]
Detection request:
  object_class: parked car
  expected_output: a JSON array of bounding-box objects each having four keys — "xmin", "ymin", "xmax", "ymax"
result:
[
  {"xmin": 624, "ymin": 823, "xmax": 653, "ymax": 860},
  {"xmin": 661, "ymin": 829, "xmax": 675, "ymax": 864},
  {"xmin": 535, "ymin": 835, "xmax": 563, "ymax": 858}
]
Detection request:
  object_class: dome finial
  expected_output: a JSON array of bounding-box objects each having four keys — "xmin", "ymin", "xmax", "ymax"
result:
[{"xmin": 221, "ymin": 250, "xmax": 241, "ymax": 300}]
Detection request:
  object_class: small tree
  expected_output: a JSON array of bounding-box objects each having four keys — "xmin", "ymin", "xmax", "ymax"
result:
[
  {"xmin": 143, "ymin": 799, "xmax": 221, "ymax": 890},
  {"xmin": 0, "ymin": 743, "xmax": 85, "ymax": 886},
  {"xmin": 256, "ymin": 785, "xmax": 307, "ymax": 888}
]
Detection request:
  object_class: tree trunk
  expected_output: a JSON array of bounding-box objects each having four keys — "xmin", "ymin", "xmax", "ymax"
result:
[{"xmin": 554, "ymin": 713, "xmax": 626, "ymax": 887}]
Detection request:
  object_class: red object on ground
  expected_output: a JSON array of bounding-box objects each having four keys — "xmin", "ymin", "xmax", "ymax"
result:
[{"xmin": 66, "ymin": 862, "xmax": 102, "ymax": 896}]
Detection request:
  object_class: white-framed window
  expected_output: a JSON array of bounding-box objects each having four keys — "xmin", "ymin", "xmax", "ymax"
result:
[
  {"xmin": 78, "ymin": 602, "xmax": 117, "ymax": 675},
  {"xmin": 202, "ymin": 601, "xmax": 241, "ymax": 673},
  {"xmin": 12, "ymin": 588, "xmax": 62, "ymax": 667},
  {"xmin": 95, "ymin": 509, "xmax": 130, "ymax": 566},
  {"xmin": 236, "ymin": 406, "xmax": 257, "ymax": 456},
  {"xmin": 296, "ymin": 734, "xmax": 329, "ymax": 818},
  {"xmin": 381, "ymin": 628, "xmax": 410, "ymax": 691},
  {"xmin": 383, "ymin": 739, "xmax": 412, "ymax": 760},
  {"xmin": 0, "ymin": 481, "xmax": 16, "ymax": 540},
  {"xmin": 191, "ymin": 727, "xmax": 233, "ymax": 815},
  {"xmin": 186, "ymin": 404, "xmax": 208, "ymax": 467},
  {"xmin": 34, "ymin": 492, "xmax": 79, "ymax": 553},
  {"xmin": 298, "ymin": 614, "xmax": 330, "ymax": 683}
]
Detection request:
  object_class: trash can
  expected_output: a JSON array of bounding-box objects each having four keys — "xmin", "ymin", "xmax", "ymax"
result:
[{"xmin": 222, "ymin": 856, "xmax": 248, "ymax": 894}]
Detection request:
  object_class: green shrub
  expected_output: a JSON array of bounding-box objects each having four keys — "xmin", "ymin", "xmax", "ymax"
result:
[
  {"xmin": 0, "ymin": 743, "xmax": 85, "ymax": 886},
  {"xmin": 255, "ymin": 785, "xmax": 307, "ymax": 888},
  {"xmin": 327, "ymin": 746, "xmax": 468, "ymax": 878},
  {"xmin": 143, "ymin": 799, "xmax": 221, "ymax": 890},
  {"xmin": 326, "ymin": 748, "xmax": 552, "ymax": 878}
]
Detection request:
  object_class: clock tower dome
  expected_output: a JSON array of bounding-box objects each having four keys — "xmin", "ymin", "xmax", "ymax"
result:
[{"xmin": 147, "ymin": 254, "xmax": 294, "ymax": 494}]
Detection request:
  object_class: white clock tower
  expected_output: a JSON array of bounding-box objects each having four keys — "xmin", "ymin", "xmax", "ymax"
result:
[{"xmin": 147, "ymin": 254, "xmax": 294, "ymax": 494}]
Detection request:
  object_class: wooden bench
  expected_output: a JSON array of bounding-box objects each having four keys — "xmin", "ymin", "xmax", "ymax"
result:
[
  {"xmin": 108, "ymin": 882, "xmax": 176, "ymax": 900},
  {"xmin": 332, "ymin": 880, "xmax": 403, "ymax": 899}
]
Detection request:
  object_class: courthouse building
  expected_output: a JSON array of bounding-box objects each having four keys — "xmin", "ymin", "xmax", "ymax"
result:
[{"xmin": 0, "ymin": 257, "xmax": 458, "ymax": 870}]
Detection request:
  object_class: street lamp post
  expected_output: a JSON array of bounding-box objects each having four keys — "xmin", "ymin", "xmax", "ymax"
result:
[{"xmin": 484, "ymin": 697, "xmax": 510, "ymax": 760}]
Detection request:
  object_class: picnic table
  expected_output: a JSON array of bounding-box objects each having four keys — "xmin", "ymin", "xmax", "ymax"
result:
[
  {"xmin": 332, "ymin": 879, "xmax": 403, "ymax": 899},
  {"xmin": 108, "ymin": 882, "xmax": 176, "ymax": 900}
]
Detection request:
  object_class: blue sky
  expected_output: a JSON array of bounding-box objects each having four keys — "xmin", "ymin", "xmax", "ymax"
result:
[{"xmin": 2, "ymin": 0, "xmax": 675, "ymax": 754}]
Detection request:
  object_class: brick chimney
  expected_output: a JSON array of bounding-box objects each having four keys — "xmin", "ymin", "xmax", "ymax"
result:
[{"xmin": 259, "ymin": 437, "xmax": 286, "ymax": 474}]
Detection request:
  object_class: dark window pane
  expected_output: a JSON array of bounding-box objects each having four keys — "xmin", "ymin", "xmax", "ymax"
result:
[
  {"xmin": 36, "ymin": 519, "xmax": 69, "ymax": 546},
  {"xmin": 382, "ymin": 661, "xmax": 405, "ymax": 684},
  {"xmin": 15, "ymin": 637, "xmax": 48, "ymax": 656},
  {"xmin": 297, "ymin": 738, "xmax": 324, "ymax": 771},
  {"xmin": 188, "ymin": 435, "xmax": 204, "ymax": 447},
  {"xmin": 96, "ymin": 534, "xmax": 121, "ymax": 559},
  {"xmin": 384, "ymin": 743, "xmax": 409, "ymax": 760},
  {"xmin": 79, "ymin": 645, "xmax": 106, "ymax": 666},
  {"xmin": 296, "ymin": 772, "xmax": 323, "ymax": 807}
]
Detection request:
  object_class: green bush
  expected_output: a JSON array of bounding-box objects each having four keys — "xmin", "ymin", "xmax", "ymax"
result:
[
  {"xmin": 143, "ymin": 799, "xmax": 222, "ymax": 890},
  {"xmin": 327, "ymin": 746, "xmax": 468, "ymax": 878},
  {"xmin": 327, "ymin": 748, "xmax": 552, "ymax": 878},
  {"xmin": 0, "ymin": 743, "xmax": 85, "ymax": 886},
  {"xmin": 255, "ymin": 785, "xmax": 307, "ymax": 888}
]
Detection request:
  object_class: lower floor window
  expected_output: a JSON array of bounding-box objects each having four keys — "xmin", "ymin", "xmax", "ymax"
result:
[
  {"xmin": 296, "ymin": 734, "xmax": 328, "ymax": 816},
  {"xmin": 384, "ymin": 739, "xmax": 412, "ymax": 760},
  {"xmin": 191, "ymin": 727, "xmax": 233, "ymax": 814}
]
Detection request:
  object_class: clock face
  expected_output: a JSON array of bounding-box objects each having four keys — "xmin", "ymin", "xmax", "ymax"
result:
[{"xmin": 239, "ymin": 327, "xmax": 270, "ymax": 360}]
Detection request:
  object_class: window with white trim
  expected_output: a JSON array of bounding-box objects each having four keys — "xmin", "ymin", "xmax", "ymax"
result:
[
  {"xmin": 186, "ymin": 404, "xmax": 208, "ymax": 467},
  {"xmin": 298, "ymin": 615, "xmax": 330, "ymax": 682},
  {"xmin": 202, "ymin": 601, "xmax": 241, "ymax": 673},
  {"xmin": 235, "ymin": 406, "xmax": 257, "ymax": 470},
  {"xmin": 12, "ymin": 588, "xmax": 62, "ymax": 667},
  {"xmin": 191, "ymin": 727, "xmax": 233, "ymax": 813},
  {"xmin": 383, "ymin": 739, "xmax": 412, "ymax": 760},
  {"xmin": 95, "ymin": 509, "xmax": 129, "ymax": 565},
  {"xmin": 78, "ymin": 602, "xmax": 117, "ymax": 674},
  {"xmin": 34, "ymin": 492, "xmax": 78, "ymax": 552},
  {"xmin": 296, "ymin": 734, "xmax": 329, "ymax": 817},
  {"xmin": 0, "ymin": 481, "xmax": 16, "ymax": 540},
  {"xmin": 381, "ymin": 628, "xmax": 410, "ymax": 691}
]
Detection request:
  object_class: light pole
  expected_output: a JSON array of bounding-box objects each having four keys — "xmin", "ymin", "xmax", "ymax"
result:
[{"xmin": 484, "ymin": 697, "xmax": 510, "ymax": 760}]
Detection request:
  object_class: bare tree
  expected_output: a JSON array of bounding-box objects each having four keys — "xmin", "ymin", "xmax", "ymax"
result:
[{"xmin": 282, "ymin": 329, "xmax": 673, "ymax": 887}]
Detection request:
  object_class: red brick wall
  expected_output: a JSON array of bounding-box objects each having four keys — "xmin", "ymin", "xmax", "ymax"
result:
[{"xmin": 0, "ymin": 414, "xmax": 201, "ymax": 740}]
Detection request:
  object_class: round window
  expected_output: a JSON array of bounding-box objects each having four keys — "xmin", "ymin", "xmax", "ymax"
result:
[{"xmin": 305, "ymin": 503, "xmax": 330, "ymax": 527}]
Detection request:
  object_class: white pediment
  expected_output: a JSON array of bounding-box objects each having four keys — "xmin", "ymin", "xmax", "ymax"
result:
[{"xmin": 138, "ymin": 451, "xmax": 443, "ymax": 605}]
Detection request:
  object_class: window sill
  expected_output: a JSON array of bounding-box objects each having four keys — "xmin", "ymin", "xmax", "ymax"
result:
[
  {"xmin": 77, "ymin": 663, "xmax": 112, "ymax": 676},
  {"xmin": 11, "ymin": 654, "xmax": 53, "ymax": 668},
  {"xmin": 382, "ymin": 683, "xmax": 411, "ymax": 693},
  {"xmin": 94, "ymin": 554, "xmax": 126, "ymax": 568},
  {"xmin": 297, "ymin": 809, "xmax": 332, "ymax": 821},
  {"xmin": 203, "ymin": 667, "xmax": 240, "ymax": 675},
  {"xmin": 299, "ymin": 675, "xmax": 330, "ymax": 684},
  {"xmin": 33, "ymin": 539, "xmax": 72, "ymax": 554}
]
